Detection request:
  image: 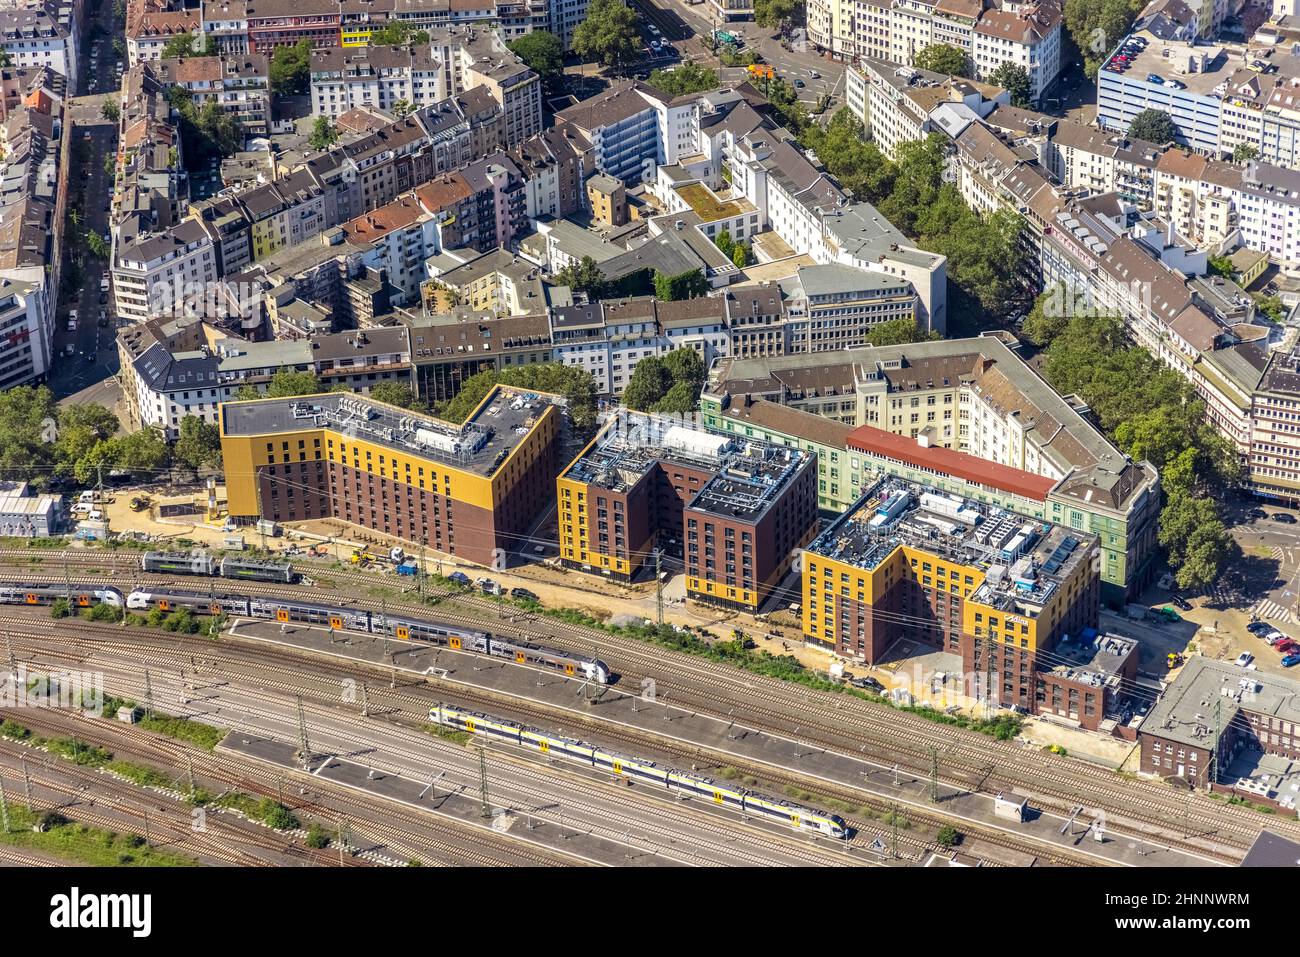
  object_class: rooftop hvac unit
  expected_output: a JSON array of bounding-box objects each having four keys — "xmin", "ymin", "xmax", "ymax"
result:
[
  {"xmin": 414, "ymin": 427, "xmax": 463, "ymax": 455},
  {"xmin": 662, "ymin": 425, "xmax": 731, "ymax": 459}
]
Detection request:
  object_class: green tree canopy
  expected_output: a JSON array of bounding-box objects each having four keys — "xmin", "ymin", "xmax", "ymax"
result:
[
  {"xmin": 1127, "ymin": 108, "xmax": 1178, "ymax": 144},
  {"xmin": 988, "ymin": 62, "xmax": 1031, "ymax": 108},
  {"xmin": 801, "ymin": 110, "xmax": 896, "ymax": 203},
  {"xmin": 270, "ymin": 39, "xmax": 312, "ymax": 97},
  {"xmin": 159, "ymin": 32, "xmax": 217, "ymax": 58},
  {"xmin": 914, "ymin": 43, "xmax": 970, "ymax": 77},
  {"xmin": 172, "ymin": 416, "xmax": 223, "ymax": 471},
  {"xmin": 235, "ymin": 369, "xmax": 322, "ymax": 401},
  {"xmin": 646, "ymin": 63, "xmax": 719, "ymax": 98},
  {"xmin": 1064, "ymin": 0, "xmax": 1144, "ymax": 80},
  {"xmin": 508, "ymin": 31, "xmax": 564, "ymax": 81},
  {"xmin": 621, "ymin": 348, "xmax": 706, "ymax": 413},
  {"xmin": 572, "ymin": 0, "xmax": 640, "ymax": 68},
  {"xmin": 622, "ymin": 356, "xmax": 671, "ymax": 412},
  {"xmin": 1232, "ymin": 143, "xmax": 1259, "ymax": 162},
  {"xmin": 754, "ymin": 0, "xmax": 799, "ymax": 28},
  {"xmin": 865, "ymin": 317, "xmax": 941, "ymax": 346},
  {"xmin": 309, "ymin": 116, "xmax": 339, "ymax": 151},
  {"xmin": 368, "ymin": 21, "xmax": 430, "ymax": 46},
  {"xmin": 368, "ymin": 381, "xmax": 420, "ymax": 410},
  {"xmin": 653, "ymin": 268, "xmax": 708, "ymax": 302},
  {"xmin": 555, "ymin": 256, "xmax": 608, "ymax": 300}
]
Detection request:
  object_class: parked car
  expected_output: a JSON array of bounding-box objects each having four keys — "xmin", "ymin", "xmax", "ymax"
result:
[
  {"xmin": 794, "ymin": 78, "xmax": 806, "ymax": 88},
  {"xmin": 446, "ymin": 571, "xmax": 471, "ymax": 587},
  {"xmin": 509, "ymin": 587, "xmax": 539, "ymax": 603},
  {"xmin": 850, "ymin": 675, "xmax": 885, "ymax": 692},
  {"xmin": 1272, "ymin": 513, "xmax": 1298, "ymax": 524},
  {"xmin": 1235, "ymin": 652, "xmax": 1255, "ymax": 667},
  {"xmin": 1167, "ymin": 79, "xmax": 1186, "ymax": 90},
  {"xmin": 1248, "ymin": 508, "xmax": 1268, "ymax": 520},
  {"xmin": 1248, "ymin": 620, "xmax": 1273, "ymax": 634},
  {"xmin": 1170, "ymin": 595, "xmax": 1192, "ymax": 611},
  {"xmin": 1276, "ymin": 639, "xmax": 1299, "ymax": 654},
  {"xmin": 476, "ymin": 577, "xmax": 501, "ymax": 596},
  {"xmin": 1147, "ymin": 72, "xmax": 1164, "ymax": 84},
  {"xmin": 1283, "ymin": 654, "xmax": 1300, "ymax": 667}
]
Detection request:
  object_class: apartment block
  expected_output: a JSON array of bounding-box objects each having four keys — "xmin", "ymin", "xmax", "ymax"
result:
[{"xmin": 557, "ymin": 413, "xmax": 818, "ymax": 612}]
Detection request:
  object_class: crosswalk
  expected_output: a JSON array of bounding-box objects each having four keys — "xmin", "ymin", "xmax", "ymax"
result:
[{"xmin": 1251, "ymin": 598, "xmax": 1296, "ymax": 626}]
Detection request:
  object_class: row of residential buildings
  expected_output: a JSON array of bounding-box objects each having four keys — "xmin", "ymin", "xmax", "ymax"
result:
[
  {"xmin": 127, "ymin": 0, "xmax": 588, "ymax": 64},
  {"xmin": 807, "ymin": 0, "xmax": 1065, "ymax": 105},
  {"xmin": 0, "ymin": 64, "xmax": 68, "ymax": 389}
]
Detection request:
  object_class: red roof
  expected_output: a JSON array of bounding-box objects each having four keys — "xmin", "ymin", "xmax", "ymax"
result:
[{"xmin": 846, "ymin": 423, "xmax": 1056, "ymax": 502}]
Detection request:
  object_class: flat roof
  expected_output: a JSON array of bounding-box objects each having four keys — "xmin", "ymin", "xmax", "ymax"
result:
[
  {"xmin": 220, "ymin": 385, "xmax": 562, "ymax": 479},
  {"xmin": 808, "ymin": 476, "xmax": 1095, "ymax": 619},
  {"xmin": 848, "ymin": 423, "xmax": 1057, "ymax": 502},
  {"xmin": 562, "ymin": 413, "xmax": 813, "ymax": 524},
  {"xmin": 1142, "ymin": 655, "xmax": 1300, "ymax": 751}
]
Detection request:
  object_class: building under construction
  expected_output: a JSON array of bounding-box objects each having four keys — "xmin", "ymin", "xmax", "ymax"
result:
[
  {"xmin": 221, "ymin": 386, "xmax": 565, "ymax": 567},
  {"xmin": 557, "ymin": 414, "xmax": 818, "ymax": 612}
]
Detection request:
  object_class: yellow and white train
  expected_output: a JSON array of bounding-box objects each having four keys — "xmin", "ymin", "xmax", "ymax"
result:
[{"xmin": 430, "ymin": 703, "xmax": 848, "ymax": 839}]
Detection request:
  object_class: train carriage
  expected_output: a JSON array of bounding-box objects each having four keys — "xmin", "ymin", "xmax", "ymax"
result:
[
  {"xmin": 248, "ymin": 597, "xmax": 371, "ymax": 633},
  {"xmin": 0, "ymin": 583, "xmax": 122, "ymax": 607},
  {"xmin": 218, "ymin": 557, "xmax": 294, "ymax": 584},
  {"xmin": 380, "ymin": 615, "xmax": 491, "ymax": 654},
  {"xmin": 126, "ymin": 590, "xmax": 248, "ymax": 615},
  {"xmin": 432, "ymin": 703, "xmax": 848, "ymax": 839},
  {"xmin": 489, "ymin": 636, "xmax": 610, "ymax": 684},
  {"xmin": 141, "ymin": 552, "xmax": 215, "ymax": 576}
]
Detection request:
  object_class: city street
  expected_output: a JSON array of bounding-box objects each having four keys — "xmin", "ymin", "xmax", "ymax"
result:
[
  {"xmin": 51, "ymin": 0, "xmax": 122, "ymax": 401},
  {"xmin": 626, "ymin": 0, "xmax": 845, "ymax": 109}
]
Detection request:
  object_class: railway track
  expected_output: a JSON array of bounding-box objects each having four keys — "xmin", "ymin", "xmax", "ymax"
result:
[
  {"xmin": 9, "ymin": 618, "xmax": 1099, "ymax": 865},
  {"xmin": 4, "ymin": 697, "xmax": 571, "ymax": 868},
  {"xmin": 0, "ymin": 558, "xmax": 1285, "ymax": 860}
]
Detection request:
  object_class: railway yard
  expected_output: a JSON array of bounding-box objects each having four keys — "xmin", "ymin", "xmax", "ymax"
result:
[{"xmin": 1, "ymin": 546, "xmax": 1294, "ymax": 869}]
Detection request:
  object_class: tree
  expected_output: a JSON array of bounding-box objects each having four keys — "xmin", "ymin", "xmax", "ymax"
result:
[
  {"xmin": 369, "ymin": 381, "xmax": 419, "ymax": 410},
  {"xmin": 437, "ymin": 363, "xmax": 599, "ymax": 437},
  {"xmin": 1127, "ymin": 108, "xmax": 1178, "ymax": 144},
  {"xmin": 914, "ymin": 43, "xmax": 970, "ymax": 78},
  {"xmin": 1020, "ymin": 284, "xmax": 1071, "ymax": 346},
  {"xmin": 508, "ymin": 31, "xmax": 564, "ymax": 82},
  {"xmin": 555, "ymin": 256, "xmax": 608, "ymax": 300},
  {"xmin": 936, "ymin": 825, "xmax": 961, "ymax": 847},
  {"xmin": 109, "ymin": 427, "xmax": 170, "ymax": 478},
  {"xmin": 85, "ymin": 232, "xmax": 109, "ymax": 259},
  {"xmin": 1207, "ymin": 255, "xmax": 1234, "ymax": 280},
  {"xmin": 647, "ymin": 63, "xmax": 719, "ymax": 98},
  {"xmin": 0, "ymin": 385, "xmax": 60, "ymax": 484},
  {"xmin": 715, "ymin": 228, "xmax": 736, "ymax": 260},
  {"xmin": 754, "ymin": 0, "xmax": 798, "ymax": 28},
  {"xmin": 368, "ymin": 21, "xmax": 430, "ymax": 46},
  {"xmin": 101, "ymin": 98, "xmax": 120, "ymax": 123},
  {"xmin": 801, "ymin": 109, "xmax": 896, "ymax": 203},
  {"xmin": 988, "ymin": 62, "xmax": 1031, "ymax": 108},
  {"xmin": 391, "ymin": 99, "xmax": 414, "ymax": 119},
  {"xmin": 1254, "ymin": 293, "xmax": 1286, "ymax": 323},
  {"xmin": 867, "ymin": 317, "xmax": 940, "ymax": 346},
  {"xmin": 54, "ymin": 403, "xmax": 120, "ymax": 479},
  {"xmin": 1064, "ymin": 0, "xmax": 1144, "ymax": 79},
  {"xmin": 653, "ymin": 268, "xmax": 708, "ymax": 302},
  {"xmin": 731, "ymin": 243, "xmax": 750, "ymax": 269},
  {"xmin": 265, "ymin": 370, "xmax": 322, "ymax": 398},
  {"xmin": 195, "ymin": 100, "xmax": 242, "ymax": 156},
  {"xmin": 172, "ymin": 416, "xmax": 222, "ymax": 471},
  {"xmin": 159, "ymin": 32, "xmax": 216, "ymax": 58},
  {"xmin": 572, "ymin": 0, "xmax": 639, "ymax": 68},
  {"xmin": 1232, "ymin": 143, "xmax": 1259, "ymax": 163},
  {"xmin": 309, "ymin": 116, "xmax": 339, "ymax": 151},
  {"xmin": 269, "ymin": 39, "xmax": 312, "ymax": 97},
  {"xmin": 622, "ymin": 356, "xmax": 670, "ymax": 411}
]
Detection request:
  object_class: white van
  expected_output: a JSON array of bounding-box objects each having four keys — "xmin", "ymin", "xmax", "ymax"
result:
[{"xmin": 79, "ymin": 491, "xmax": 96, "ymax": 504}]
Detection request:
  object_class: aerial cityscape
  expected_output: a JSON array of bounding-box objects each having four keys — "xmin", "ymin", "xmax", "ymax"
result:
[{"xmin": 0, "ymin": 0, "xmax": 1295, "ymax": 908}]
